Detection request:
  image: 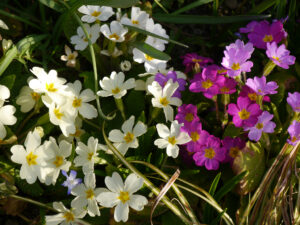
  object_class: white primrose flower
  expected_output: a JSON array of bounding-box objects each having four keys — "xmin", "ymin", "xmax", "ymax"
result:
[
  {"xmin": 132, "ymin": 48, "xmax": 167, "ymax": 73},
  {"xmin": 0, "ymin": 84, "xmax": 10, "ymax": 106},
  {"xmin": 120, "ymin": 7, "xmax": 149, "ymax": 29},
  {"xmin": 154, "ymin": 120, "xmax": 191, "ymax": 158},
  {"xmin": 145, "ymin": 18, "xmax": 169, "ymax": 51},
  {"xmin": 45, "ymin": 201, "xmax": 85, "ymax": 225},
  {"xmin": 97, "ymin": 172, "xmax": 148, "ymax": 223},
  {"xmin": 100, "ymin": 47, "xmax": 123, "ymax": 57},
  {"xmin": 66, "ymin": 80, "xmax": 97, "ymax": 119},
  {"xmin": 74, "ymin": 137, "xmax": 100, "ymax": 174},
  {"xmin": 71, "ymin": 23, "xmax": 100, "ymax": 51},
  {"xmin": 16, "ymin": 85, "xmax": 40, "ymax": 113},
  {"xmin": 10, "ymin": 131, "xmax": 46, "ymax": 184},
  {"xmin": 43, "ymin": 137, "xmax": 72, "ymax": 185},
  {"xmin": 97, "ymin": 71, "xmax": 135, "ymax": 99},
  {"xmin": 108, "ymin": 115, "xmax": 147, "ymax": 155},
  {"xmin": 60, "ymin": 45, "xmax": 78, "ymax": 68},
  {"xmin": 100, "ymin": 21, "xmax": 128, "ymax": 42},
  {"xmin": 59, "ymin": 117, "xmax": 85, "ymax": 143},
  {"xmin": 71, "ymin": 173, "xmax": 106, "ymax": 217},
  {"xmin": 120, "ymin": 60, "xmax": 131, "ymax": 72},
  {"xmin": 148, "ymin": 80, "xmax": 182, "ymax": 122},
  {"xmin": 78, "ymin": 5, "xmax": 114, "ymax": 23},
  {"xmin": 29, "ymin": 67, "xmax": 68, "ymax": 105}
]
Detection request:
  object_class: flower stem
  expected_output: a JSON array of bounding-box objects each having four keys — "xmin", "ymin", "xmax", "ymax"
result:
[
  {"xmin": 148, "ymin": 107, "xmax": 161, "ymax": 126},
  {"xmin": 263, "ymin": 60, "xmax": 276, "ymax": 76},
  {"xmin": 114, "ymin": 98, "xmax": 126, "ymax": 120},
  {"xmin": 10, "ymin": 194, "xmax": 56, "ymax": 212}
]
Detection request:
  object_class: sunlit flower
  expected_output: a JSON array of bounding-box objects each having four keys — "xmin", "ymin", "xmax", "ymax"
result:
[
  {"xmin": 246, "ymin": 76, "xmax": 278, "ymax": 96},
  {"xmin": 120, "ymin": 7, "xmax": 149, "ymax": 29},
  {"xmin": 185, "ymin": 121, "xmax": 210, "ymax": 152},
  {"xmin": 175, "ymin": 104, "xmax": 200, "ymax": 129},
  {"xmin": 62, "ymin": 170, "xmax": 82, "ymax": 195},
  {"xmin": 145, "ymin": 18, "xmax": 169, "ymax": 51},
  {"xmin": 266, "ymin": 42, "xmax": 296, "ymax": 69},
  {"xmin": 60, "ymin": 45, "xmax": 78, "ymax": 68},
  {"xmin": 97, "ymin": 172, "xmax": 148, "ymax": 223},
  {"xmin": 78, "ymin": 5, "xmax": 114, "ymax": 23},
  {"xmin": 100, "ymin": 21, "xmax": 128, "ymax": 42},
  {"xmin": 16, "ymin": 85, "xmax": 40, "ymax": 113},
  {"xmin": 71, "ymin": 24, "xmax": 100, "ymax": 51}
]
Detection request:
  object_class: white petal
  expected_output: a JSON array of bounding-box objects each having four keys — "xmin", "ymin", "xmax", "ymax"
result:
[
  {"xmin": 87, "ymin": 199, "xmax": 100, "ymax": 216},
  {"xmin": 163, "ymin": 106, "xmax": 174, "ymax": 122},
  {"xmin": 124, "ymin": 173, "xmax": 144, "ymax": 194},
  {"xmin": 122, "ymin": 116, "xmax": 135, "ymax": 133},
  {"xmin": 24, "ymin": 131, "xmax": 41, "ymax": 151},
  {"xmin": 45, "ymin": 214, "xmax": 64, "ymax": 225},
  {"xmin": 97, "ymin": 192, "xmax": 119, "ymax": 207},
  {"xmin": 133, "ymin": 122, "xmax": 147, "ymax": 137},
  {"xmin": 166, "ymin": 144, "xmax": 179, "ymax": 158},
  {"xmin": 128, "ymin": 194, "xmax": 148, "ymax": 211},
  {"xmin": 156, "ymin": 123, "xmax": 170, "ymax": 138},
  {"xmin": 11, "ymin": 145, "xmax": 26, "ymax": 164},
  {"xmin": 154, "ymin": 138, "xmax": 168, "ymax": 149},
  {"xmin": 105, "ymin": 172, "xmax": 124, "ymax": 192},
  {"xmin": 108, "ymin": 130, "xmax": 124, "ymax": 143},
  {"xmin": 0, "ymin": 105, "xmax": 16, "ymax": 125},
  {"xmin": 114, "ymin": 203, "xmax": 129, "ymax": 222}
]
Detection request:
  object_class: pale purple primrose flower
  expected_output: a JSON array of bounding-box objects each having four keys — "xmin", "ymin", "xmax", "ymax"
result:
[
  {"xmin": 287, "ymin": 120, "xmax": 300, "ymax": 146},
  {"xmin": 287, "ymin": 92, "xmax": 300, "ymax": 112},
  {"xmin": 266, "ymin": 42, "xmax": 296, "ymax": 69},
  {"xmin": 246, "ymin": 76, "xmax": 278, "ymax": 96},
  {"xmin": 61, "ymin": 170, "xmax": 82, "ymax": 195},
  {"xmin": 244, "ymin": 111, "xmax": 276, "ymax": 142}
]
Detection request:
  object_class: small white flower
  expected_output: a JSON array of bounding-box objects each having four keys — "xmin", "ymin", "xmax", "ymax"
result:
[
  {"xmin": 100, "ymin": 47, "xmax": 123, "ymax": 57},
  {"xmin": 71, "ymin": 173, "xmax": 106, "ymax": 217},
  {"xmin": 100, "ymin": 21, "xmax": 128, "ymax": 42},
  {"xmin": 78, "ymin": 5, "xmax": 114, "ymax": 23},
  {"xmin": 108, "ymin": 115, "xmax": 147, "ymax": 155},
  {"xmin": 16, "ymin": 85, "xmax": 40, "ymax": 113},
  {"xmin": 97, "ymin": 172, "xmax": 148, "ymax": 223},
  {"xmin": 59, "ymin": 117, "xmax": 85, "ymax": 143},
  {"xmin": 97, "ymin": 71, "xmax": 135, "ymax": 99},
  {"xmin": 74, "ymin": 137, "xmax": 100, "ymax": 174},
  {"xmin": 154, "ymin": 120, "xmax": 191, "ymax": 158},
  {"xmin": 0, "ymin": 84, "xmax": 10, "ymax": 106},
  {"xmin": 34, "ymin": 126, "xmax": 44, "ymax": 138},
  {"xmin": 10, "ymin": 131, "xmax": 45, "ymax": 184},
  {"xmin": 43, "ymin": 137, "xmax": 72, "ymax": 185},
  {"xmin": 145, "ymin": 18, "xmax": 169, "ymax": 51},
  {"xmin": 120, "ymin": 7, "xmax": 149, "ymax": 29},
  {"xmin": 0, "ymin": 19, "xmax": 8, "ymax": 30},
  {"xmin": 60, "ymin": 45, "xmax": 78, "ymax": 68},
  {"xmin": 45, "ymin": 201, "xmax": 85, "ymax": 225},
  {"xmin": 71, "ymin": 23, "xmax": 100, "ymax": 51},
  {"xmin": 133, "ymin": 48, "xmax": 167, "ymax": 73},
  {"xmin": 120, "ymin": 60, "xmax": 131, "ymax": 72},
  {"xmin": 148, "ymin": 80, "xmax": 182, "ymax": 122},
  {"xmin": 66, "ymin": 80, "xmax": 97, "ymax": 119},
  {"xmin": 2, "ymin": 39, "xmax": 13, "ymax": 52}
]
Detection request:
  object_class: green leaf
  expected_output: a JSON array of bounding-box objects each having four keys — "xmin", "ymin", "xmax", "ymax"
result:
[
  {"xmin": 124, "ymin": 90, "xmax": 145, "ymax": 118},
  {"xmin": 223, "ymin": 124, "xmax": 242, "ymax": 138},
  {"xmin": 172, "ymin": 0, "xmax": 213, "ymax": 15},
  {"xmin": 130, "ymin": 42, "xmax": 171, "ymax": 61},
  {"xmin": 153, "ymin": 14, "xmax": 271, "ymax": 24},
  {"xmin": 79, "ymin": 71, "xmax": 94, "ymax": 91},
  {"xmin": 39, "ymin": 0, "xmax": 64, "ymax": 12},
  {"xmin": 209, "ymin": 172, "xmax": 221, "ymax": 196},
  {"xmin": 124, "ymin": 24, "xmax": 188, "ymax": 48},
  {"xmin": 249, "ymin": 0, "xmax": 276, "ymax": 14},
  {"xmin": 0, "ymin": 46, "xmax": 17, "ymax": 77},
  {"xmin": 15, "ymin": 177, "xmax": 44, "ymax": 197},
  {"xmin": 16, "ymin": 34, "xmax": 48, "ymax": 56},
  {"xmin": 0, "ymin": 74, "xmax": 16, "ymax": 89},
  {"xmin": 211, "ymin": 209, "xmax": 227, "ymax": 225}
]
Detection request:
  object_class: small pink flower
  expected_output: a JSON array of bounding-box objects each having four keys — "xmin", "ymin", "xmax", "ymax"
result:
[
  {"xmin": 182, "ymin": 53, "xmax": 213, "ymax": 73},
  {"xmin": 266, "ymin": 42, "xmax": 296, "ymax": 69}
]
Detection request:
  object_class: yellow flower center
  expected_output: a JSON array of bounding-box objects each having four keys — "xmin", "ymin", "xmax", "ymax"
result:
[
  {"xmin": 109, "ymin": 33, "xmax": 120, "ymax": 40},
  {"xmin": 238, "ymin": 109, "xmax": 250, "ymax": 120},
  {"xmin": 263, "ymin": 34, "xmax": 273, "ymax": 42},
  {"xmin": 85, "ymin": 189, "xmax": 95, "ymax": 199},
  {"xmin": 111, "ymin": 87, "xmax": 120, "ymax": 94},
  {"xmin": 190, "ymin": 131, "xmax": 199, "ymax": 142},
  {"xmin": 256, "ymin": 123, "xmax": 264, "ymax": 129},
  {"xmin": 54, "ymin": 108, "xmax": 64, "ymax": 120},
  {"xmin": 159, "ymin": 97, "xmax": 169, "ymax": 106},
  {"xmin": 45, "ymin": 83, "xmax": 57, "ymax": 92},
  {"xmin": 204, "ymin": 148, "xmax": 215, "ymax": 159},
  {"xmin": 26, "ymin": 152, "xmax": 38, "ymax": 166},
  {"xmin": 72, "ymin": 97, "xmax": 82, "ymax": 108},
  {"xmin": 63, "ymin": 211, "xmax": 75, "ymax": 222},
  {"xmin": 248, "ymin": 93, "xmax": 257, "ymax": 101},
  {"xmin": 83, "ymin": 34, "xmax": 92, "ymax": 42},
  {"xmin": 71, "ymin": 128, "xmax": 82, "ymax": 138},
  {"xmin": 31, "ymin": 92, "xmax": 40, "ymax": 101},
  {"xmin": 291, "ymin": 136, "xmax": 298, "ymax": 142},
  {"xmin": 68, "ymin": 54, "xmax": 75, "ymax": 60},
  {"xmin": 272, "ymin": 56, "xmax": 280, "ymax": 62},
  {"xmin": 53, "ymin": 156, "xmax": 64, "ymax": 168},
  {"xmin": 87, "ymin": 152, "xmax": 94, "ymax": 161},
  {"xmin": 217, "ymin": 69, "xmax": 227, "ymax": 74},
  {"xmin": 192, "ymin": 58, "xmax": 202, "ymax": 63},
  {"xmin": 132, "ymin": 20, "xmax": 139, "ymax": 24},
  {"xmin": 91, "ymin": 11, "xmax": 101, "ymax": 17},
  {"xmin": 185, "ymin": 113, "xmax": 194, "ymax": 122},
  {"xmin": 145, "ymin": 54, "xmax": 154, "ymax": 61},
  {"xmin": 229, "ymin": 147, "xmax": 240, "ymax": 158},
  {"xmin": 124, "ymin": 132, "xmax": 134, "ymax": 143},
  {"xmin": 202, "ymin": 79, "xmax": 213, "ymax": 89},
  {"xmin": 168, "ymin": 136, "xmax": 176, "ymax": 145},
  {"xmin": 118, "ymin": 191, "xmax": 130, "ymax": 204},
  {"xmin": 220, "ymin": 87, "xmax": 230, "ymax": 93},
  {"xmin": 231, "ymin": 63, "xmax": 240, "ymax": 71}
]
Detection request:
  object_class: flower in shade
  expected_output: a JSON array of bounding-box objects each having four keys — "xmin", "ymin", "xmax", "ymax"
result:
[
  {"xmin": 266, "ymin": 42, "xmax": 296, "ymax": 69},
  {"xmin": 175, "ymin": 104, "xmax": 199, "ymax": 129},
  {"xmin": 227, "ymin": 96, "xmax": 262, "ymax": 128},
  {"xmin": 246, "ymin": 76, "xmax": 278, "ymax": 96},
  {"xmin": 100, "ymin": 21, "xmax": 128, "ymax": 42},
  {"xmin": 288, "ymin": 120, "xmax": 300, "ymax": 145},
  {"xmin": 78, "ymin": 5, "xmax": 114, "ymax": 23},
  {"xmin": 239, "ymin": 21, "xmax": 259, "ymax": 34},
  {"xmin": 287, "ymin": 92, "xmax": 300, "ymax": 112},
  {"xmin": 182, "ymin": 53, "xmax": 213, "ymax": 73},
  {"xmin": 221, "ymin": 39, "xmax": 254, "ymax": 77},
  {"xmin": 60, "ymin": 45, "xmax": 78, "ymax": 68},
  {"xmin": 62, "ymin": 170, "xmax": 82, "ymax": 195},
  {"xmin": 239, "ymin": 85, "xmax": 259, "ymax": 102},
  {"xmin": 154, "ymin": 120, "xmax": 191, "ymax": 158},
  {"xmin": 120, "ymin": 7, "xmax": 149, "ymax": 29},
  {"xmin": 244, "ymin": 111, "xmax": 276, "ymax": 142},
  {"xmin": 222, "ymin": 137, "xmax": 245, "ymax": 164},
  {"xmin": 70, "ymin": 24, "xmax": 100, "ymax": 51},
  {"xmin": 193, "ymin": 135, "xmax": 225, "ymax": 170},
  {"xmin": 218, "ymin": 76, "xmax": 237, "ymax": 94},
  {"xmin": 145, "ymin": 18, "xmax": 169, "ymax": 51},
  {"xmin": 189, "ymin": 65, "xmax": 225, "ymax": 99},
  {"xmin": 243, "ymin": 20, "xmax": 287, "ymax": 49},
  {"xmin": 154, "ymin": 71, "xmax": 186, "ymax": 98},
  {"xmin": 97, "ymin": 172, "xmax": 148, "ymax": 223},
  {"xmin": 185, "ymin": 121, "xmax": 210, "ymax": 152}
]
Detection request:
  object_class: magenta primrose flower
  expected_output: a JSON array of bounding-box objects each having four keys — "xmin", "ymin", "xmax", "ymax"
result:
[
  {"xmin": 218, "ymin": 76, "xmax": 237, "ymax": 94},
  {"xmin": 239, "ymin": 21, "xmax": 259, "ymax": 34},
  {"xmin": 287, "ymin": 120, "xmax": 300, "ymax": 146},
  {"xmin": 193, "ymin": 135, "xmax": 225, "ymax": 170},
  {"xmin": 155, "ymin": 71, "xmax": 186, "ymax": 98},
  {"xmin": 242, "ymin": 20, "xmax": 287, "ymax": 49},
  {"xmin": 227, "ymin": 96, "xmax": 262, "ymax": 128},
  {"xmin": 287, "ymin": 92, "xmax": 300, "ymax": 112},
  {"xmin": 244, "ymin": 111, "xmax": 276, "ymax": 142},
  {"xmin": 239, "ymin": 85, "xmax": 270, "ymax": 103},
  {"xmin": 266, "ymin": 42, "xmax": 296, "ymax": 69},
  {"xmin": 189, "ymin": 65, "xmax": 225, "ymax": 99},
  {"xmin": 185, "ymin": 121, "xmax": 210, "ymax": 152},
  {"xmin": 246, "ymin": 76, "xmax": 278, "ymax": 96},
  {"xmin": 182, "ymin": 53, "xmax": 213, "ymax": 73},
  {"xmin": 221, "ymin": 39, "xmax": 254, "ymax": 77},
  {"xmin": 175, "ymin": 104, "xmax": 199, "ymax": 129},
  {"xmin": 221, "ymin": 137, "xmax": 245, "ymax": 164}
]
